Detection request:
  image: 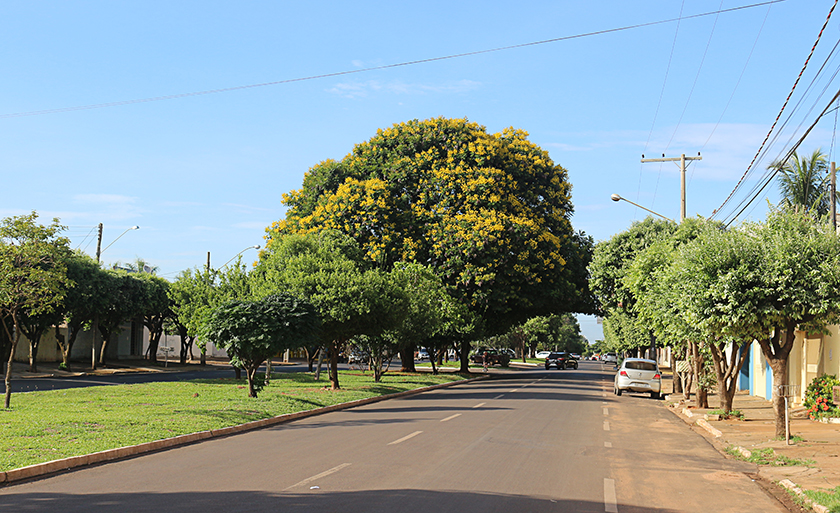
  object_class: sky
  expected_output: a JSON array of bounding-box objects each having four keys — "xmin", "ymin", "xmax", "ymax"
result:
[{"xmin": 3, "ymin": 0, "xmax": 840, "ymax": 344}]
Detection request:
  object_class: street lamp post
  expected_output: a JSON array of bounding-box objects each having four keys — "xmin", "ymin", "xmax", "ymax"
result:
[
  {"xmin": 220, "ymin": 245, "xmax": 261, "ymax": 269},
  {"xmin": 610, "ymin": 194, "xmax": 674, "ymax": 222},
  {"xmin": 92, "ymin": 224, "xmax": 140, "ymax": 370}
]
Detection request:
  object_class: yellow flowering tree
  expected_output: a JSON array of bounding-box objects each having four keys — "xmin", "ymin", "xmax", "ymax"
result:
[{"xmin": 268, "ymin": 117, "xmax": 593, "ymax": 369}]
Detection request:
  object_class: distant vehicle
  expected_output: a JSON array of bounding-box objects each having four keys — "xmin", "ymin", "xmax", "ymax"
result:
[
  {"xmin": 570, "ymin": 353, "xmax": 581, "ymax": 360},
  {"xmin": 415, "ymin": 349, "xmax": 430, "ymax": 361},
  {"xmin": 535, "ymin": 351, "xmax": 552, "ymax": 359},
  {"xmin": 545, "ymin": 352, "xmax": 578, "ymax": 370},
  {"xmin": 603, "ymin": 352, "xmax": 617, "ymax": 364},
  {"xmin": 471, "ymin": 348, "xmax": 510, "ymax": 367},
  {"xmin": 502, "ymin": 348, "xmax": 516, "ymax": 358},
  {"xmin": 614, "ymin": 358, "xmax": 662, "ymax": 399}
]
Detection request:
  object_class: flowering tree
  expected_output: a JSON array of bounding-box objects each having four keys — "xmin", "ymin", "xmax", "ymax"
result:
[{"xmin": 267, "ymin": 118, "xmax": 594, "ymax": 357}]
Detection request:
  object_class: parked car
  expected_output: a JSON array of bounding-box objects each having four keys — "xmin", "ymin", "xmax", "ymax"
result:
[
  {"xmin": 415, "ymin": 349, "xmax": 430, "ymax": 361},
  {"xmin": 502, "ymin": 348, "xmax": 516, "ymax": 358},
  {"xmin": 570, "ymin": 353, "xmax": 581, "ymax": 360},
  {"xmin": 614, "ymin": 358, "xmax": 662, "ymax": 399},
  {"xmin": 603, "ymin": 352, "xmax": 617, "ymax": 364},
  {"xmin": 535, "ymin": 350, "xmax": 552, "ymax": 360},
  {"xmin": 471, "ymin": 348, "xmax": 511, "ymax": 367},
  {"xmin": 545, "ymin": 352, "xmax": 578, "ymax": 370}
]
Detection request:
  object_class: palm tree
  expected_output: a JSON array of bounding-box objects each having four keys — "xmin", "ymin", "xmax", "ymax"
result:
[{"xmin": 772, "ymin": 148, "xmax": 834, "ymax": 217}]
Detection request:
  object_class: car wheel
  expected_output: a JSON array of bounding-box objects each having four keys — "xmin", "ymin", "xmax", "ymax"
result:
[
  {"xmin": 616, "ymin": 388, "xmax": 622, "ymax": 396},
  {"xmin": 573, "ymin": 362, "xmax": 578, "ymax": 370},
  {"xmin": 650, "ymin": 391, "xmax": 660, "ymax": 399},
  {"xmin": 545, "ymin": 365, "xmax": 549, "ymax": 370}
]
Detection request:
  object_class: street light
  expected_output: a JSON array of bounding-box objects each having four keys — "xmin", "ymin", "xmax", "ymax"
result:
[
  {"xmin": 610, "ymin": 194, "xmax": 674, "ymax": 222},
  {"xmin": 96, "ymin": 225, "xmax": 140, "ymax": 262},
  {"xmin": 220, "ymin": 244, "xmax": 261, "ymax": 269}
]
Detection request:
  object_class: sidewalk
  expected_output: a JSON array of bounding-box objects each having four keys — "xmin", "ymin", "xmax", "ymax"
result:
[
  {"xmin": 662, "ymin": 374, "xmax": 840, "ymax": 509},
  {"xmin": 6, "ymin": 357, "xmax": 237, "ymax": 380}
]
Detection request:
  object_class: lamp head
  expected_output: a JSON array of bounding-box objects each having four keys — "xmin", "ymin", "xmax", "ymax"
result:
[
  {"xmin": 610, "ymin": 194, "xmax": 622, "ymax": 202},
  {"xmin": 131, "ymin": 226, "xmax": 140, "ymax": 230}
]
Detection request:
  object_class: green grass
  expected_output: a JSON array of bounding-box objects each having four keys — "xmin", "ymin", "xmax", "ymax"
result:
[
  {"xmin": 0, "ymin": 371, "xmax": 466, "ymax": 472},
  {"xmin": 804, "ymin": 487, "xmax": 840, "ymax": 512},
  {"xmin": 707, "ymin": 409, "xmax": 745, "ymax": 420},
  {"xmin": 725, "ymin": 446, "xmax": 815, "ymax": 467}
]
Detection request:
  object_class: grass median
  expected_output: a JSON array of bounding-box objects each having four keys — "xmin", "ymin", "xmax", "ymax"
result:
[{"xmin": 0, "ymin": 370, "xmax": 468, "ymax": 472}]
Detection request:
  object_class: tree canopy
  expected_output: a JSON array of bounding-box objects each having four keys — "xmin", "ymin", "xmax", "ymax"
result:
[{"xmin": 267, "ymin": 117, "xmax": 593, "ymax": 334}]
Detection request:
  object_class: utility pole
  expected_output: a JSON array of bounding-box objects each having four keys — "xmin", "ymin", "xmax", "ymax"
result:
[
  {"xmin": 92, "ymin": 223, "xmax": 103, "ymax": 371},
  {"xmin": 206, "ymin": 251, "xmax": 211, "ymax": 272},
  {"xmin": 832, "ymin": 161, "xmax": 836, "ymax": 232},
  {"xmin": 640, "ymin": 153, "xmax": 702, "ymax": 222}
]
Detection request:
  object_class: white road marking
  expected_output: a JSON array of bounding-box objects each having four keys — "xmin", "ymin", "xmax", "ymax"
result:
[
  {"xmin": 283, "ymin": 463, "xmax": 351, "ymax": 491},
  {"xmin": 440, "ymin": 414, "xmax": 461, "ymax": 422},
  {"xmin": 388, "ymin": 431, "xmax": 423, "ymax": 445},
  {"xmin": 604, "ymin": 441, "xmax": 612, "ymax": 448},
  {"xmin": 493, "ymin": 394, "xmax": 505, "ymax": 400},
  {"xmin": 603, "ymin": 408, "xmax": 609, "ymax": 416},
  {"xmin": 604, "ymin": 478, "xmax": 618, "ymax": 512},
  {"xmin": 602, "ymin": 393, "xmax": 607, "ymax": 397},
  {"xmin": 603, "ymin": 421, "xmax": 610, "ymax": 431},
  {"xmin": 509, "ymin": 389, "xmax": 518, "ymax": 392},
  {"xmin": 472, "ymin": 402, "xmax": 486, "ymax": 409}
]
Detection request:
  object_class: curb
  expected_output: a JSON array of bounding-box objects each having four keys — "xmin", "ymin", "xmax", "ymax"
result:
[
  {"xmin": 0, "ymin": 374, "xmax": 489, "ymax": 486},
  {"xmin": 779, "ymin": 479, "xmax": 830, "ymax": 513}
]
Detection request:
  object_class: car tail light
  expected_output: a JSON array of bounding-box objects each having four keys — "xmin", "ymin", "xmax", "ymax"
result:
[
  {"xmin": 654, "ymin": 373, "xmax": 661, "ymax": 379},
  {"xmin": 620, "ymin": 370, "xmax": 628, "ymax": 377}
]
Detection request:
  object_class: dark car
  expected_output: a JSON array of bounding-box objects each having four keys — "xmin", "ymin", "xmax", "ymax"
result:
[
  {"xmin": 471, "ymin": 348, "xmax": 511, "ymax": 367},
  {"xmin": 545, "ymin": 352, "xmax": 578, "ymax": 370}
]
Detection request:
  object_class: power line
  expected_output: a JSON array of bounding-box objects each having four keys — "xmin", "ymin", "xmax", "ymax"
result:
[
  {"xmin": 711, "ymin": 0, "xmax": 838, "ymax": 219},
  {"xmin": 0, "ymin": 0, "xmax": 788, "ymax": 120}
]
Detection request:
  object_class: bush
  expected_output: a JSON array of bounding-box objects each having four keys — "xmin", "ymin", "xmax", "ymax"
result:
[{"xmin": 804, "ymin": 374, "xmax": 840, "ymax": 420}]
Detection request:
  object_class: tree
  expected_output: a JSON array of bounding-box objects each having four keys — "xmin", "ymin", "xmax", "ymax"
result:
[
  {"xmin": 0, "ymin": 212, "xmax": 71, "ymax": 408},
  {"xmin": 170, "ymin": 267, "xmax": 217, "ymax": 365},
  {"xmin": 267, "ymin": 117, "xmax": 594, "ymax": 339},
  {"xmin": 96, "ymin": 270, "xmax": 145, "ymax": 366},
  {"xmin": 773, "ymin": 148, "xmax": 834, "ymax": 216},
  {"xmin": 590, "ymin": 217, "xmax": 677, "ymax": 355},
  {"xmin": 254, "ymin": 230, "xmax": 408, "ymax": 390},
  {"xmin": 135, "ymin": 273, "xmax": 171, "ymax": 363},
  {"xmin": 59, "ymin": 252, "xmax": 109, "ymax": 370},
  {"xmin": 203, "ymin": 294, "xmax": 320, "ymax": 398}
]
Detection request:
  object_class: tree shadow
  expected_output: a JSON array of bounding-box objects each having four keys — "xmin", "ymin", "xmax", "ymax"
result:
[{"xmin": 0, "ymin": 489, "xmax": 682, "ymax": 513}]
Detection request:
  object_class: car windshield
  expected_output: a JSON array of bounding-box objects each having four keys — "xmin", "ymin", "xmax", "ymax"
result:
[{"xmin": 625, "ymin": 361, "xmax": 657, "ymax": 371}]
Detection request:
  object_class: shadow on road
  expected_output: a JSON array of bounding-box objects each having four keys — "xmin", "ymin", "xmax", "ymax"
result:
[{"xmin": 0, "ymin": 489, "xmax": 683, "ymax": 513}]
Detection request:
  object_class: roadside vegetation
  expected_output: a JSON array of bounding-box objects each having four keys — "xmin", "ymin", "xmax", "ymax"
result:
[{"xmin": 0, "ymin": 371, "xmax": 465, "ymax": 472}]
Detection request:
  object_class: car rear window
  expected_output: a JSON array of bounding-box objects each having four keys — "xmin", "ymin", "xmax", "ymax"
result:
[{"xmin": 625, "ymin": 361, "xmax": 657, "ymax": 371}]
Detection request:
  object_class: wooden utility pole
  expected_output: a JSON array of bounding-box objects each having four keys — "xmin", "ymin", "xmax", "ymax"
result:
[
  {"xmin": 640, "ymin": 153, "xmax": 702, "ymax": 222},
  {"xmin": 92, "ymin": 223, "xmax": 103, "ymax": 370}
]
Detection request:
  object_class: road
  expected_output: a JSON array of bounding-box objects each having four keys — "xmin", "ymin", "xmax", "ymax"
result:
[{"xmin": 0, "ymin": 361, "xmax": 787, "ymax": 512}]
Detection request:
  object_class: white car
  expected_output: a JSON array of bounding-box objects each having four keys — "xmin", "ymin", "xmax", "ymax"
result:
[
  {"xmin": 535, "ymin": 351, "xmax": 552, "ymax": 360},
  {"xmin": 603, "ymin": 352, "xmax": 617, "ymax": 364},
  {"xmin": 614, "ymin": 358, "xmax": 662, "ymax": 399}
]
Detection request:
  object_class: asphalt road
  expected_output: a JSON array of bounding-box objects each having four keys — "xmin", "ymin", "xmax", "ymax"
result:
[{"xmin": 0, "ymin": 361, "xmax": 787, "ymax": 512}]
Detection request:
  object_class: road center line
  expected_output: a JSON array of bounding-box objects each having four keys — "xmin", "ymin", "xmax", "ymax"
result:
[
  {"xmin": 604, "ymin": 478, "xmax": 618, "ymax": 513},
  {"xmin": 440, "ymin": 413, "xmax": 461, "ymax": 422},
  {"xmin": 388, "ymin": 431, "xmax": 423, "ymax": 445},
  {"xmin": 472, "ymin": 402, "xmax": 486, "ymax": 409},
  {"xmin": 283, "ymin": 463, "xmax": 351, "ymax": 491},
  {"xmin": 603, "ymin": 421, "xmax": 610, "ymax": 431},
  {"xmin": 509, "ymin": 389, "xmax": 518, "ymax": 393},
  {"xmin": 603, "ymin": 408, "xmax": 609, "ymax": 416},
  {"xmin": 492, "ymin": 394, "xmax": 505, "ymax": 400},
  {"xmin": 604, "ymin": 441, "xmax": 612, "ymax": 448}
]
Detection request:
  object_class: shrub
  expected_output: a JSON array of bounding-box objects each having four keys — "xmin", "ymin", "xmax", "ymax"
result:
[{"xmin": 804, "ymin": 374, "xmax": 840, "ymax": 420}]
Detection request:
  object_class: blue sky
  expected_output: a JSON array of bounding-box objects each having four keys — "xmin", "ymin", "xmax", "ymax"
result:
[{"xmin": 2, "ymin": 0, "xmax": 839, "ymax": 343}]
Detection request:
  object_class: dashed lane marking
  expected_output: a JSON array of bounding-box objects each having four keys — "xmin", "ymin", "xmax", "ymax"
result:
[
  {"xmin": 603, "ymin": 408, "xmax": 609, "ymax": 416},
  {"xmin": 440, "ymin": 414, "xmax": 461, "ymax": 422},
  {"xmin": 472, "ymin": 402, "xmax": 486, "ymax": 409},
  {"xmin": 388, "ymin": 431, "xmax": 423, "ymax": 445},
  {"xmin": 604, "ymin": 478, "xmax": 618, "ymax": 512},
  {"xmin": 493, "ymin": 394, "xmax": 505, "ymax": 400},
  {"xmin": 604, "ymin": 441, "xmax": 612, "ymax": 448},
  {"xmin": 603, "ymin": 421, "xmax": 610, "ymax": 431},
  {"xmin": 283, "ymin": 463, "xmax": 351, "ymax": 491}
]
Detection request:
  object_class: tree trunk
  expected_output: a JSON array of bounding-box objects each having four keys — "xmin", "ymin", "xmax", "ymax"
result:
[
  {"xmin": 400, "ymin": 344, "xmax": 416, "ymax": 373},
  {"xmin": 769, "ymin": 357, "xmax": 788, "ymax": 438},
  {"xmin": 690, "ymin": 341, "xmax": 709, "ymax": 408},
  {"xmin": 246, "ymin": 365, "xmax": 258, "ymax": 398},
  {"xmin": 459, "ymin": 339, "xmax": 470, "ymax": 373},
  {"xmin": 147, "ymin": 327, "xmax": 163, "ymax": 363},
  {"xmin": 708, "ymin": 340, "xmax": 748, "ymax": 414},
  {"xmin": 671, "ymin": 348, "xmax": 682, "ymax": 394},
  {"xmin": 178, "ymin": 324, "xmax": 189, "ymax": 365},
  {"xmin": 329, "ymin": 340, "xmax": 341, "ymax": 390},
  {"xmin": 233, "ymin": 366, "xmax": 242, "ymax": 380},
  {"xmin": 4, "ymin": 317, "xmax": 20, "ymax": 409},
  {"xmin": 98, "ymin": 331, "xmax": 110, "ymax": 367},
  {"xmin": 430, "ymin": 347, "xmax": 438, "ymax": 375},
  {"xmin": 59, "ymin": 324, "xmax": 79, "ymax": 370}
]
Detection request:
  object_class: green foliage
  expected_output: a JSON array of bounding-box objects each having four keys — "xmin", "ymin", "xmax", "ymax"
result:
[
  {"xmin": 803, "ymin": 486, "xmax": 840, "ymax": 511},
  {"xmin": 725, "ymin": 446, "xmax": 815, "ymax": 467},
  {"xmin": 804, "ymin": 374, "xmax": 840, "ymax": 420},
  {"xmin": 203, "ymin": 293, "xmax": 320, "ymax": 397},
  {"xmin": 773, "ymin": 148, "xmax": 835, "ymax": 217},
  {"xmin": 268, "ymin": 117, "xmax": 593, "ymax": 334}
]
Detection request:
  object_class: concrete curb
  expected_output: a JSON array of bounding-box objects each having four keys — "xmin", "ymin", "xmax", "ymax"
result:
[
  {"xmin": 779, "ymin": 479, "xmax": 830, "ymax": 513},
  {"xmin": 0, "ymin": 374, "xmax": 489, "ymax": 486},
  {"xmin": 695, "ymin": 418, "xmax": 723, "ymax": 438}
]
